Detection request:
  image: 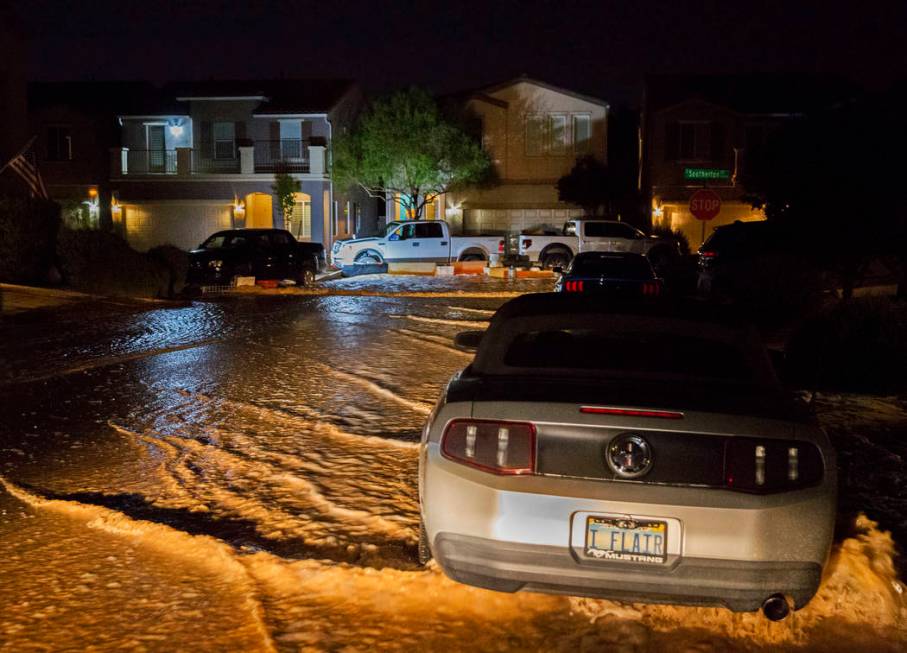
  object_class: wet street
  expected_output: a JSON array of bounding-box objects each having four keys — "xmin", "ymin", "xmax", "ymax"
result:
[{"xmin": 0, "ymin": 278, "xmax": 905, "ymax": 652}]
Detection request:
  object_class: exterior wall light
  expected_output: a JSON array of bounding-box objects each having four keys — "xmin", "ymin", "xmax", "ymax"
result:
[
  {"xmin": 233, "ymin": 200, "xmax": 246, "ymax": 221},
  {"xmin": 169, "ymin": 124, "xmax": 184, "ymax": 138}
]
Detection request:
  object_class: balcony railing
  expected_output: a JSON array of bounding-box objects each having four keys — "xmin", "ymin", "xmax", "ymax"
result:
[
  {"xmin": 254, "ymin": 139, "xmax": 310, "ymax": 173},
  {"xmin": 191, "ymin": 152, "xmax": 241, "ymax": 174},
  {"xmin": 121, "ymin": 149, "xmax": 177, "ymax": 175},
  {"xmin": 113, "ymin": 140, "xmax": 321, "ymax": 177}
]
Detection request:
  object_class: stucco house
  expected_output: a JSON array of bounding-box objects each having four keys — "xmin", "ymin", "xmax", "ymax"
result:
[
  {"xmin": 437, "ymin": 76, "xmax": 609, "ymax": 235},
  {"xmin": 30, "ymin": 79, "xmax": 376, "ymax": 251}
]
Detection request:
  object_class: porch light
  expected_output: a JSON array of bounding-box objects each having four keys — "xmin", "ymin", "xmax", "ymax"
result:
[
  {"xmin": 168, "ymin": 124, "xmax": 184, "ymax": 138},
  {"xmin": 233, "ymin": 200, "xmax": 246, "ymax": 220}
]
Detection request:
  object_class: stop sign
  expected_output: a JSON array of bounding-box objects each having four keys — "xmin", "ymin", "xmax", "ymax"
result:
[{"xmin": 689, "ymin": 190, "xmax": 721, "ymax": 221}]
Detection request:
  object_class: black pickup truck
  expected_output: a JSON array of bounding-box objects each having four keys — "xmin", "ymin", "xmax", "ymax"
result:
[{"xmin": 186, "ymin": 229, "xmax": 325, "ymax": 288}]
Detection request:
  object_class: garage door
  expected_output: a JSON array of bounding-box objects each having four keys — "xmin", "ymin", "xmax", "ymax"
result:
[
  {"xmin": 464, "ymin": 208, "xmax": 575, "ymax": 234},
  {"xmin": 122, "ymin": 202, "xmax": 234, "ymax": 252}
]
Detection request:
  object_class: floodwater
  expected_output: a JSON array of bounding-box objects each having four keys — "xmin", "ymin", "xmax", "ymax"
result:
[{"xmin": 0, "ymin": 277, "xmax": 905, "ymax": 652}]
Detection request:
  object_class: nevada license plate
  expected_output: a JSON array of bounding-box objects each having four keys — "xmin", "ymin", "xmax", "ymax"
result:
[{"xmin": 585, "ymin": 516, "xmax": 667, "ymax": 564}]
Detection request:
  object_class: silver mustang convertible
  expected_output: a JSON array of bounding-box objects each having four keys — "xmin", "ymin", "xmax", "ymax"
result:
[{"xmin": 418, "ymin": 294, "xmax": 836, "ymax": 620}]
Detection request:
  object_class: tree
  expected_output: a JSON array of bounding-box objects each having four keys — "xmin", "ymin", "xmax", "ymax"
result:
[
  {"xmin": 272, "ymin": 172, "xmax": 300, "ymax": 231},
  {"xmin": 556, "ymin": 155, "xmax": 612, "ymax": 216},
  {"xmin": 333, "ymin": 87, "xmax": 491, "ymax": 221},
  {"xmin": 742, "ymin": 92, "xmax": 907, "ymax": 300}
]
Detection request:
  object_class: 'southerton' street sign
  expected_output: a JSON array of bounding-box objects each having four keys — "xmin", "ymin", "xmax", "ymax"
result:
[{"xmin": 684, "ymin": 168, "xmax": 730, "ymax": 181}]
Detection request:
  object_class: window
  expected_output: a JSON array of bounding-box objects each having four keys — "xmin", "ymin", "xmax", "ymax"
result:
[
  {"xmin": 289, "ymin": 200, "xmax": 312, "ymax": 239},
  {"xmin": 415, "ymin": 222, "xmax": 444, "ymax": 238},
  {"xmin": 549, "ymin": 115, "xmax": 567, "ymax": 154},
  {"xmin": 46, "ymin": 126, "xmax": 72, "ymax": 161},
  {"xmin": 213, "ymin": 122, "xmax": 235, "ymax": 160},
  {"xmin": 526, "ymin": 114, "xmax": 545, "ymax": 156},
  {"xmin": 503, "ymin": 330, "xmax": 751, "ymax": 381},
  {"xmin": 677, "ymin": 122, "xmax": 714, "ymax": 161},
  {"xmin": 270, "ymin": 232, "xmax": 293, "ymax": 246},
  {"xmin": 573, "ymin": 115, "xmax": 591, "ymax": 154},
  {"xmin": 583, "ymin": 222, "xmax": 641, "ymax": 239}
]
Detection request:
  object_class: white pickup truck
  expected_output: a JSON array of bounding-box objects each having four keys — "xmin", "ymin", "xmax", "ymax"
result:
[
  {"xmin": 331, "ymin": 221, "xmax": 502, "ymax": 268},
  {"xmin": 519, "ymin": 219, "xmax": 680, "ymax": 269}
]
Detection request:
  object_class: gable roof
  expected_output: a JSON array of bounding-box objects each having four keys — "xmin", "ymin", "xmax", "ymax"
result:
[
  {"xmin": 28, "ymin": 79, "xmax": 356, "ymax": 117},
  {"xmin": 645, "ymin": 74, "xmax": 858, "ymax": 116},
  {"xmin": 477, "ymin": 75, "xmax": 609, "ymax": 107},
  {"xmin": 166, "ymin": 79, "xmax": 355, "ymax": 114}
]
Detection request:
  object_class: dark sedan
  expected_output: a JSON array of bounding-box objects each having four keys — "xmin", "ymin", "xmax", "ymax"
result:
[
  {"xmin": 187, "ymin": 229, "xmax": 325, "ymax": 288},
  {"xmin": 554, "ymin": 251, "xmax": 662, "ymax": 297}
]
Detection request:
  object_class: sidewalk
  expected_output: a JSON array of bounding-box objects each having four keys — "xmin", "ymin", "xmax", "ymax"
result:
[{"xmin": 0, "ymin": 283, "xmax": 94, "ymax": 315}]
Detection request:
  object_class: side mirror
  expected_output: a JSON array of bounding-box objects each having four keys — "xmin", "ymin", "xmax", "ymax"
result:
[
  {"xmin": 552, "ymin": 266, "xmax": 564, "ymax": 274},
  {"xmin": 453, "ymin": 330, "xmax": 485, "ymax": 353}
]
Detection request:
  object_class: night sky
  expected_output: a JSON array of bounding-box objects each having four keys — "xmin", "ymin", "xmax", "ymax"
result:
[{"xmin": 14, "ymin": 0, "xmax": 907, "ymax": 105}]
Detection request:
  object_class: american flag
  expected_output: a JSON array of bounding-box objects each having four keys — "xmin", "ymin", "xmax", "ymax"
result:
[{"xmin": 0, "ymin": 136, "xmax": 48, "ymax": 199}]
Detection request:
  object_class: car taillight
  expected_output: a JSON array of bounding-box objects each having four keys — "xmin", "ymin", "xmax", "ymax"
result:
[
  {"xmin": 699, "ymin": 250, "xmax": 717, "ymax": 258},
  {"xmin": 522, "ymin": 238, "xmax": 532, "ymax": 249},
  {"xmin": 498, "ymin": 240, "xmax": 505, "ymax": 253},
  {"xmin": 724, "ymin": 438, "xmax": 823, "ymax": 493},
  {"xmin": 441, "ymin": 419, "xmax": 536, "ymax": 475},
  {"xmin": 565, "ymin": 280, "xmax": 584, "ymax": 292},
  {"xmin": 642, "ymin": 280, "xmax": 661, "ymax": 296}
]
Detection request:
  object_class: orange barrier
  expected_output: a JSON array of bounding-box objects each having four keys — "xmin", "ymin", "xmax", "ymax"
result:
[{"xmin": 453, "ymin": 261, "xmax": 486, "ymax": 275}]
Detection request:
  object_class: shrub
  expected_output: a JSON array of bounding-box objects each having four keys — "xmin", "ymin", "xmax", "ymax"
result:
[
  {"xmin": 650, "ymin": 225, "xmax": 690, "ymax": 256},
  {"xmin": 0, "ymin": 197, "xmax": 61, "ymax": 283},
  {"xmin": 786, "ymin": 297, "xmax": 907, "ymax": 393},
  {"xmin": 56, "ymin": 228, "xmax": 172, "ymax": 298},
  {"xmin": 147, "ymin": 245, "xmax": 189, "ymax": 297}
]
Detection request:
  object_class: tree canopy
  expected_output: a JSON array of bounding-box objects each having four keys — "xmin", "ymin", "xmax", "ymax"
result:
[
  {"xmin": 556, "ymin": 155, "xmax": 612, "ymax": 216},
  {"xmin": 333, "ymin": 87, "xmax": 491, "ymax": 221},
  {"xmin": 742, "ymin": 89, "xmax": 907, "ymax": 298}
]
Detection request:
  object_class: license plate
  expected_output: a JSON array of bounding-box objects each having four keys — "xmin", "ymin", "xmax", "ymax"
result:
[{"xmin": 585, "ymin": 516, "xmax": 667, "ymax": 564}]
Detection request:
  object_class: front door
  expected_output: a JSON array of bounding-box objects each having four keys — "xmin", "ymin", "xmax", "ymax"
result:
[{"xmin": 147, "ymin": 125, "xmax": 165, "ymax": 173}]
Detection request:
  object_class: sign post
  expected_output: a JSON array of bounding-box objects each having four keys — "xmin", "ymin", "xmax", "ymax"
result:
[{"xmin": 689, "ymin": 189, "xmax": 721, "ymax": 245}]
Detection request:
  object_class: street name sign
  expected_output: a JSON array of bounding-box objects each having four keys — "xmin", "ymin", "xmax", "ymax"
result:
[{"xmin": 684, "ymin": 168, "xmax": 731, "ymax": 181}]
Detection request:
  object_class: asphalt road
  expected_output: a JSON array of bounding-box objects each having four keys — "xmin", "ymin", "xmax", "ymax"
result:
[{"xmin": 0, "ymin": 279, "xmax": 905, "ymax": 652}]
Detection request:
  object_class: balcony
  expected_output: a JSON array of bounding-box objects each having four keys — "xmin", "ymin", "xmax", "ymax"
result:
[
  {"xmin": 112, "ymin": 140, "xmax": 323, "ymax": 177},
  {"xmin": 121, "ymin": 149, "xmax": 177, "ymax": 175},
  {"xmin": 253, "ymin": 139, "xmax": 310, "ymax": 173},
  {"xmin": 191, "ymin": 152, "xmax": 241, "ymax": 174}
]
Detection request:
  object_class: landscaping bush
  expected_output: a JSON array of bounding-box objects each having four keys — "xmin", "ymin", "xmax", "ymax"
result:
[
  {"xmin": 0, "ymin": 197, "xmax": 61, "ymax": 283},
  {"xmin": 650, "ymin": 225, "xmax": 690, "ymax": 256},
  {"xmin": 786, "ymin": 297, "xmax": 907, "ymax": 393},
  {"xmin": 56, "ymin": 228, "xmax": 174, "ymax": 298},
  {"xmin": 147, "ymin": 245, "xmax": 189, "ymax": 297}
]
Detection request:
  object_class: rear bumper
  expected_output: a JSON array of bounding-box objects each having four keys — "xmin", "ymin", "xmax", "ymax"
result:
[
  {"xmin": 434, "ymin": 533, "xmax": 821, "ymax": 611},
  {"xmin": 421, "ymin": 441, "xmax": 835, "ymax": 612}
]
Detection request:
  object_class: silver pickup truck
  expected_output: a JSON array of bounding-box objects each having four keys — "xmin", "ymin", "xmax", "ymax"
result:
[
  {"xmin": 331, "ymin": 221, "xmax": 502, "ymax": 268},
  {"xmin": 519, "ymin": 219, "xmax": 680, "ymax": 269}
]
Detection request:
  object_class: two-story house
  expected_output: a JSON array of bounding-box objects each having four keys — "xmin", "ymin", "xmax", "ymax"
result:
[
  {"xmin": 0, "ymin": 12, "xmax": 29, "ymax": 195},
  {"xmin": 641, "ymin": 75, "xmax": 855, "ymax": 247},
  {"xmin": 30, "ymin": 79, "xmax": 376, "ymax": 251},
  {"xmin": 436, "ymin": 76, "xmax": 609, "ymax": 235}
]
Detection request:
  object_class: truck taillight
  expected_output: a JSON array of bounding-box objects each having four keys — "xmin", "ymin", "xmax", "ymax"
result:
[
  {"xmin": 498, "ymin": 240, "xmax": 505, "ymax": 253},
  {"xmin": 565, "ymin": 280, "xmax": 584, "ymax": 292},
  {"xmin": 724, "ymin": 438, "xmax": 823, "ymax": 493},
  {"xmin": 441, "ymin": 419, "xmax": 536, "ymax": 475}
]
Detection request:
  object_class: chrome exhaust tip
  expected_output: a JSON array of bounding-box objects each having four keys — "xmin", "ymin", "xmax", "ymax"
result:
[{"xmin": 761, "ymin": 593, "xmax": 791, "ymax": 621}]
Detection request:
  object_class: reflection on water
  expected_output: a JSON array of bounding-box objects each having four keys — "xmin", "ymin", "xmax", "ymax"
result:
[{"xmin": 0, "ymin": 291, "xmax": 905, "ymax": 651}]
